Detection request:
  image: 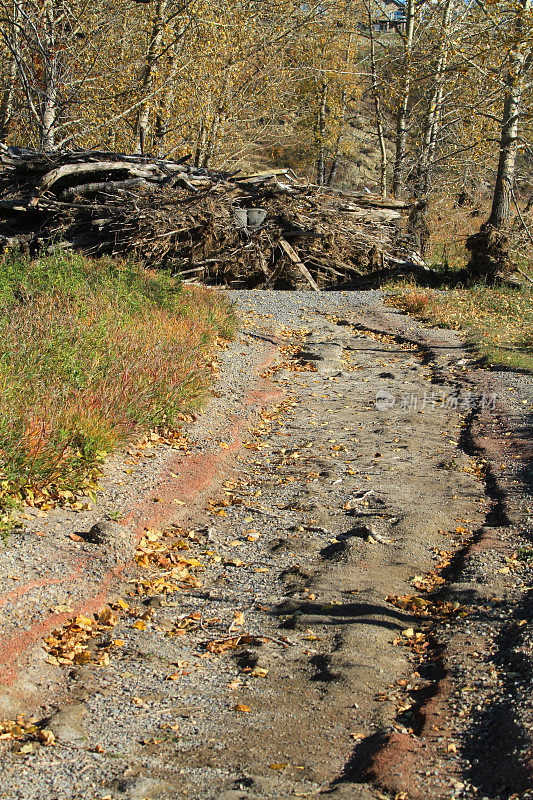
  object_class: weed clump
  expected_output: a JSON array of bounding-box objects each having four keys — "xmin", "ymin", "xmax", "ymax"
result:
[{"xmin": 0, "ymin": 252, "xmax": 235, "ymax": 508}]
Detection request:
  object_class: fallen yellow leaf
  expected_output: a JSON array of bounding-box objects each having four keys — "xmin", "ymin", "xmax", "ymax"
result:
[
  {"xmin": 75, "ymin": 615, "xmax": 94, "ymax": 630},
  {"xmin": 251, "ymin": 667, "xmax": 268, "ymax": 678}
]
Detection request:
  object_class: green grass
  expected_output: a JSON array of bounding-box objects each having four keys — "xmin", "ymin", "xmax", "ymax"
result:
[
  {"xmin": 0, "ymin": 251, "xmax": 236, "ymax": 511},
  {"xmin": 385, "ymin": 282, "xmax": 533, "ymax": 373}
]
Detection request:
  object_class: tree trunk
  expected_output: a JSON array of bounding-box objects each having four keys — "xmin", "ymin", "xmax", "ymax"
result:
[
  {"xmin": 467, "ymin": 0, "xmax": 532, "ymax": 281},
  {"xmin": 135, "ymin": 0, "xmax": 168, "ymax": 154},
  {"xmin": 41, "ymin": 88, "xmax": 57, "ymax": 149},
  {"xmin": 368, "ymin": 14, "xmax": 387, "ymax": 196},
  {"xmin": 0, "ymin": 1, "xmax": 20, "ymax": 144},
  {"xmin": 327, "ymin": 19, "xmax": 353, "ymax": 187},
  {"xmin": 39, "ymin": 0, "xmax": 59, "ymax": 150},
  {"xmin": 202, "ymin": 106, "xmax": 225, "ymax": 168},
  {"xmin": 416, "ymin": 0, "xmax": 454, "ymax": 200},
  {"xmin": 488, "ymin": 80, "xmax": 523, "ymax": 229},
  {"xmin": 154, "ymin": 20, "xmax": 187, "ymax": 156},
  {"xmin": 0, "ymin": 60, "xmax": 17, "ymax": 144},
  {"xmin": 316, "ymin": 78, "xmax": 328, "ymax": 185},
  {"xmin": 327, "ymin": 88, "xmax": 347, "ymax": 186},
  {"xmin": 194, "ymin": 117, "xmax": 208, "ymax": 167},
  {"xmin": 392, "ymin": 0, "xmax": 415, "ymax": 198},
  {"xmin": 409, "ymin": 0, "xmax": 455, "ymax": 255}
]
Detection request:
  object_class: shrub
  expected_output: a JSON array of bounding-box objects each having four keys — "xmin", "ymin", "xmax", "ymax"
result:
[{"xmin": 0, "ymin": 252, "xmax": 235, "ymax": 505}]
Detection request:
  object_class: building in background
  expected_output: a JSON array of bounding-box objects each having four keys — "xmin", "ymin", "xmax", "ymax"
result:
[{"xmin": 371, "ymin": 0, "xmax": 407, "ymax": 32}]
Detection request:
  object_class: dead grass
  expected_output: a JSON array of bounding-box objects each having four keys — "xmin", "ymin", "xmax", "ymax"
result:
[
  {"xmin": 385, "ymin": 282, "xmax": 533, "ymax": 373},
  {"xmin": 0, "ymin": 252, "xmax": 236, "ymax": 512}
]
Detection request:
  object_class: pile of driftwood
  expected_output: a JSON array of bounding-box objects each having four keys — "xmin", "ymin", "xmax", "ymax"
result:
[{"xmin": 0, "ymin": 146, "xmax": 423, "ymax": 289}]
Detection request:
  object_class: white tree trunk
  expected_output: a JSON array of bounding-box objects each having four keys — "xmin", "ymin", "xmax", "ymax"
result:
[
  {"xmin": 489, "ymin": 0, "xmax": 532, "ymax": 229},
  {"xmin": 368, "ymin": 14, "xmax": 387, "ymax": 196},
  {"xmin": 40, "ymin": 0, "xmax": 58, "ymax": 150},
  {"xmin": 467, "ymin": 0, "xmax": 532, "ymax": 279},
  {"xmin": 413, "ymin": 0, "xmax": 455, "ymax": 200},
  {"xmin": 0, "ymin": 0, "xmax": 21, "ymax": 143},
  {"xmin": 316, "ymin": 78, "xmax": 328, "ymax": 185},
  {"xmin": 392, "ymin": 0, "xmax": 415, "ymax": 198},
  {"xmin": 155, "ymin": 20, "xmax": 187, "ymax": 156},
  {"xmin": 135, "ymin": 0, "xmax": 168, "ymax": 154}
]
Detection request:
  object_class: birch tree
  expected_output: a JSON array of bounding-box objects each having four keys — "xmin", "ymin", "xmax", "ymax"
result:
[
  {"xmin": 467, "ymin": 0, "xmax": 533, "ymax": 279},
  {"xmin": 134, "ymin": 0, "xmax": 192, "ymax": 154},
  {"xmin": 0, "ymin": 0, "xmax": 20, "ymax": 142},
  {"xmin": 0, "ymin": 0, "xmax": 112, "ymax": 149},
  {"xmin": 414, "ymin": 0, "xmax": 456, "ymax": 200},
  {"xmin": 365, "ymin": 1, "xmax": 388, "ymax": 196},
  {"xmin": 391, "ymin": 0, "xmax": 416, "ymax": 197}
]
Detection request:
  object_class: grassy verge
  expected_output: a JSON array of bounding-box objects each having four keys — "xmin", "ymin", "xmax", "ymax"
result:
[
  {"xmin": 385, "ymin": 282, "xmax": 533, "ymax": 372},
  {"xmin": 0, "ymin": 252, "xmax": 236, "ymax": 515}
]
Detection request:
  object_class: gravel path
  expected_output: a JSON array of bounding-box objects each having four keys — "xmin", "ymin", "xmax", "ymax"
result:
[{"xmin": 0, "ymin": 290, "xmax": 530, "ymax": 800}]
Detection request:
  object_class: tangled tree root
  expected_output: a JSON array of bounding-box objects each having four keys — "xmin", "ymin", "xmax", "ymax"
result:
[{"xmin": 466, "ymin": 223, "xmax": 514, "ymax": 284}]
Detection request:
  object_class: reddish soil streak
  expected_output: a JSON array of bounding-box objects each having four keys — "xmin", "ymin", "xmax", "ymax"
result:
[
  {"xmin": 0, "ymin": 566, "xmax": 123, "ymax": 686},
  {"xmin": 0, "ymin": 347, "xmax": 283, "ymax": 695},
  {"xmin": 0, "ymin": 572, "xmax": 80, "ymax": 609},
  {"xmin": 369, "ymin": 677, "xmax": 460, "ymax": 799},
  {"xmin": 366, "ymin": 399, "xmax": 532, "ymax": 798}
]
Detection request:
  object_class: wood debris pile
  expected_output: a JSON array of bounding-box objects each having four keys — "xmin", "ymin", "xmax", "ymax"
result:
[{"xmin": 0, "ymin": 146, "xmax": 421, "ymax": 289}]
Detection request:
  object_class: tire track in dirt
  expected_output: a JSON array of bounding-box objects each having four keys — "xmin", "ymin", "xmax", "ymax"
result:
[{"xmin": 0, "ymin": 291, "xmax": 530, "ymax": 800}]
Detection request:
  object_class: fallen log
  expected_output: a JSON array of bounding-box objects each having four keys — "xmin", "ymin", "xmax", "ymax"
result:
[
  {"xmin": 278, "ymin": 237, "xmax": 320, "ymax": 291},
  {"xmin": 63, "ymin": 177, "xmax": 147, "ymax": 198}
]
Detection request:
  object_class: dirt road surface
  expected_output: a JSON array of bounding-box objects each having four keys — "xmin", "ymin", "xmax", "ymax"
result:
[{"xmin": 0, "ymin": 291, "xmax": 531, "ymax": 800}]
